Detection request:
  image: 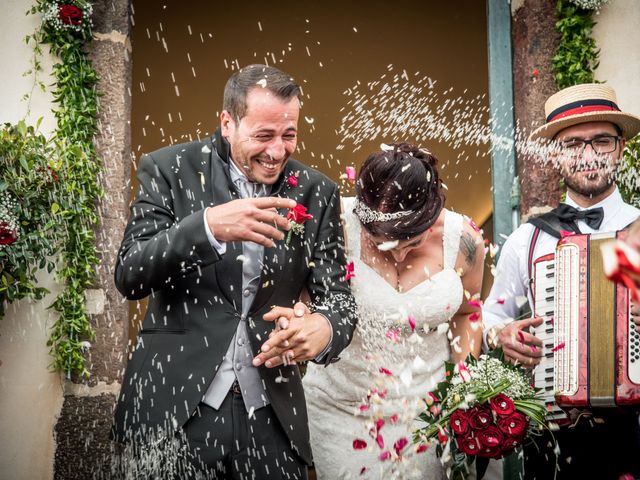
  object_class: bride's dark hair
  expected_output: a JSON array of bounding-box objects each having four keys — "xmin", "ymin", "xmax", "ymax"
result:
[{"xmin": 355, "ymin": 142, "xmax": 445, "ymax": 240}]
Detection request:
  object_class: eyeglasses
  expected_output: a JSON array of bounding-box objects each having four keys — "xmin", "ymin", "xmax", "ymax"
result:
[{"xmin": 558, "ymin": 135, "xmax": 621, "ymax": 154}]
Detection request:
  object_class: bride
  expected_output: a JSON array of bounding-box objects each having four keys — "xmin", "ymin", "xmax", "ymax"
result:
[{"xmin": 303, "ymin": 143, "xmax": 485, "ymax": 479}]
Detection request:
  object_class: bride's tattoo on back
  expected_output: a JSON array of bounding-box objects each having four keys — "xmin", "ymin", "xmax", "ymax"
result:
[{"xmin": 460, "ymin": 232, "xmax": 477, "ymax": 267}]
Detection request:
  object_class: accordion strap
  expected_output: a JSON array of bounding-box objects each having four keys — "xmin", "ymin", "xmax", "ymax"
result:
[{"xmin": 527, "ymin": 226, "xmax": 542, "ymax": 300}]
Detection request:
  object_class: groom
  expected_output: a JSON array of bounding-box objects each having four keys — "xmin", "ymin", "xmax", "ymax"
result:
[{"xmin": 112, "ymin": 64, "xmax": 357, "ymax": 478}]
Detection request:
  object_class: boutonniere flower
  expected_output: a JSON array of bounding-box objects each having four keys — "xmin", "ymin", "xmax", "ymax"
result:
[
  {"xmin": 285, "ymin": 204, "xmax": 313, "ymax": 244},
  {"xmin": 286, "ymin": 172, "xmax": 299, "ymax": 187}
]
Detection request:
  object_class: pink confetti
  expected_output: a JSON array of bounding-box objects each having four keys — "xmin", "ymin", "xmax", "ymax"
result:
[
  {"xmin": 551, "ymin": 342, "xmax": 566, "ymax": 353},
  {"xmin": 468, "ymin": 300, "xmax": 483, "ymax": 308},
  {"xmin": 344, "ymin": 261, "xmax": 355, "ymax": 281},
  {"xmin": 375, "ymin": 418, "xmax": 385, "ymax": 431},
  {"xmin": 353, "ymin": 438, "xmax": 367, "ymax": 450},
  {"xmin": 379, "ymin": 367, "xmax": 393, "ymax": 376},
  {"xmin": 437, "ymin": 428, "xmax": 448, "ymax": 444},
  {"xmin": 408, "ymin": 314, "xmax": 416, "ymax": 331},
  {"xmin": 532, "ymin": 68, "xmax": 540, "ymax": 77},
  {"xmin": 378, "ymin": 451, "xmax": 391, "ymax": 461},
  {"xmin": 345, "ymin": 166, "xmax": 356, "ymax": 182},
  {"xmin": 496, "ymin": 298, "xmax": 506, "ymax": 305},
  {"xmin": 416, "ymin": 444, "xmax": 429, "ymax": 453},
  {"xmin": 531, "ymin": 344, "xmax": 538, "ymax": 352},
  {"xmin": 517, "ymin": 331, "xmax": 525, "ymax": 344},
  {"xmin": 469, "ymin": 312, "xmax": 480, "ymax": 322},
  {"xmin": 376, "ymin": 434, "xmax": 385, "ymax": 449},
  {"xmin": 358, "ymin": 404, "xmax": 370, "ymax": 412},
  {"xmin": 389, "ymin": 414, "xmax": 398, "ymax": 424},
  {"xmin": 386, "ymin": 329, "xmax": 400, "ymax": 342},
  {"xmin": 393, "ymin": 437, "xmax": 409, "ymax": 455}
]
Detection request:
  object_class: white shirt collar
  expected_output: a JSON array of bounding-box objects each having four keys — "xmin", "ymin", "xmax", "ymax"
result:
[{"xmin": 564, "ymin": 186, "xmax": 623, "ymax": 213}]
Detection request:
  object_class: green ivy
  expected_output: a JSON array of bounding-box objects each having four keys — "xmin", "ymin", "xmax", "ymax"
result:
[
  {"xmin": 23, "ymin": 0, "xmax": 100, "ymax": 378},
  {"xmin": 553, "ymin": 0, "xmax": 600, "ymax": 89}
]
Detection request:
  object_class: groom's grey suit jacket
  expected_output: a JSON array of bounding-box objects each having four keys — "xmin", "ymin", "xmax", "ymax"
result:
[{"xmin": 112, "ymin": 130, "xmax": 357, "ymax": 464}]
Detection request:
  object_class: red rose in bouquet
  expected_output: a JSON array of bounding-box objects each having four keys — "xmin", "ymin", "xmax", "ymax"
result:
[
  {"xmin": 497, "ymin": 411, "xmax": 528, "ymax": 438},
  {"xmin": 490, "ymin": 393, "xmax": 516, "ymax": 416},
  {"xmin": 456, "ymin": 432, "xmax": 481, "ymax": 456},
  {"xmin": 58, "ymin": 4, "xmax": 83, "ymax": 25},
  {"xmin": 468, "ymin": 405, "xmax": 493, "ymax": 430},
  {"xmin": 449, "ymin": 409, "xmax": 470, "ymax": 435},
  {"xmin": 477, "ymin": 425, "xmax": 505, "ymax": 455}
]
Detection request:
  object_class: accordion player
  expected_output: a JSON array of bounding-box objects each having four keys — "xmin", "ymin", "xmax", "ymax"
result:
[{"xmin": 533, "ymin": 230, "xmax": 640, "ymax": 414}]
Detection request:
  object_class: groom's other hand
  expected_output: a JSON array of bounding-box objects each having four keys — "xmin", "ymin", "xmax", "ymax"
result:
[
  {"xmin": 253, "ymin": 302, "xmax": 332, "ymax": 368},
  {"xmin": 494, "ymin": 317, "xmax": 544, "ymax": 368},
  {"xmin": 206, "ymin": 197, "xmax": 296, "ymax": 247}
]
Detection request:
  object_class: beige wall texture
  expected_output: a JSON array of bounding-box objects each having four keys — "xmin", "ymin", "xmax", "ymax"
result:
[
  {"xmin": 0, "ymin": 1, "xmax": 64, "ymax": 479},
  {"xmin": 593, "ymin": 0, "xmax": 640, "ymax": 117}
]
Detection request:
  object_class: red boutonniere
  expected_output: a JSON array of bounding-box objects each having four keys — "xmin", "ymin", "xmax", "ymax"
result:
[
  {"xmin": 286, "ymin": 173, "xmax": 299, "ymax": 187},
  {"xmin": 285, "ymin": 204, "xmax": 313, "ymax": 244}
]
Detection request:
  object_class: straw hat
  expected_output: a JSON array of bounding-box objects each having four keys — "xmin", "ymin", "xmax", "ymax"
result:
[{"xmin": 530, "ymin": 83, "xmax": 640, "ymax": 140}]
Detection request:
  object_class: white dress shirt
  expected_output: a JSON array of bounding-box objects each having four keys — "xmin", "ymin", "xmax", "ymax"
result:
[{"xmin": 483, "ymin": 187, "xmax": 640, "ymax": 346}]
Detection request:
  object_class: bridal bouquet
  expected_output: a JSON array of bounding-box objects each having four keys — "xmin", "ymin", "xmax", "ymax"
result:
[{"xmin": 413, "ymin": 349, "xmax": 548, "ymax": 479}]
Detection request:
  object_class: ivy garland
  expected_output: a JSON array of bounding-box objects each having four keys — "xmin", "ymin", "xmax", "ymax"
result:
[
  {"xmin": 553, "ymin": 0, "xmax": 640, "ymax": 208},
  {"xmin": 21, "ymin": 0, "xmax": 100, "ymax": 377}
]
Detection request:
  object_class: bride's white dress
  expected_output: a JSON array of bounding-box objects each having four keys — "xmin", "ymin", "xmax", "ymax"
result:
[{"xmin": 303, "ymin": 197, "xmax": 466, "ymax": 479}]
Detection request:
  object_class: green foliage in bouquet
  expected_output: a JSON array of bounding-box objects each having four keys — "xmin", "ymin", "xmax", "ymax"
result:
[
  {"xmin": 0, "ymin": 121, "xmax": 60, "ymax": 316},
  {"xmin": 414, "ymin": 348, "xmax": 549, "ymax": 480}
]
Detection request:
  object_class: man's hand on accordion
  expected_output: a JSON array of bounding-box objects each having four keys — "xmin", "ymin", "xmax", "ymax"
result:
[{"xmin": 495, "ymin": 317, "xmax": 544, "ymax": 368}]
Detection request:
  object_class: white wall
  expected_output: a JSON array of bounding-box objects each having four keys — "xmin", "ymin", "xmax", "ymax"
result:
[
  {"xmin": 0, "ymin": 1, "xmax": 63, "ymax": 479},
  {"xmin": 593, "ymin": 0, "xmax": 640, "ymax": 117}
]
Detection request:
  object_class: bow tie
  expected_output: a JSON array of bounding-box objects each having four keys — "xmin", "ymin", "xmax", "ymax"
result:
[{"xmin": 555, "ymin": 204, "xmax": 604, "ymax": 230}]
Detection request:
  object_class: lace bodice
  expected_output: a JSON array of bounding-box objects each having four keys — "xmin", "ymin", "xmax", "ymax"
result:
[{"xmin": 304, "ymin": 198, "xmax": 465, "ymax": 410}]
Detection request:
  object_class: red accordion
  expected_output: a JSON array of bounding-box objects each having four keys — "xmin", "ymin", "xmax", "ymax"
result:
[{"xmin": 533, "ymin": 231, "xmax": 640, "ymax": 413}]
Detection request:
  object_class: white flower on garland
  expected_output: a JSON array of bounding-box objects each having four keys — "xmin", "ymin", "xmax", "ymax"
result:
[
  {"xmin": 41, "ymin": 0, "xmax": 93, "ymax": 33},
  {"xmin": 568, "ymin": 0, "xmax": 610, "ymax": 10},
  {"xmin": 0, "ymin": 191, "xmax": 19, "ymax": 250}
]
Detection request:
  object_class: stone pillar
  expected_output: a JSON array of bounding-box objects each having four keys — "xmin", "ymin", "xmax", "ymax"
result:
[
  {"xmin": 53, "ymin": 0, "xmax": 132, "ymax": 478},
  {"xmin": 511, "ymin": 0, "xmax": 564, "ymax": 219}
]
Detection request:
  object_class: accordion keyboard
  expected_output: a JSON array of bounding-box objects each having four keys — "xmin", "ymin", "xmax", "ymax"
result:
[
  {"xmin": 630, "ymin": 297, "xmax": 640, "ymax": 384},
  {"xmin": 533, "ymin": 257, "xmax": 567, "ymax": 421}
]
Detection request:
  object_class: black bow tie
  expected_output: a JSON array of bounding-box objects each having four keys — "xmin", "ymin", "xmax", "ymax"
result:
[{"xmin": 555, "ymin": 204, "xmax": 604, "ymax": 230}]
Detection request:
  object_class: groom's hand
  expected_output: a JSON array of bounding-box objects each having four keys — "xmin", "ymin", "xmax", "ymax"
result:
[
  {"xmin": 253, "ymin": 302, "xmax": 332, "ymax": 368},
  {"xmin": 206, "ymin": 197, "xmax": 296, "ymax": 247}
]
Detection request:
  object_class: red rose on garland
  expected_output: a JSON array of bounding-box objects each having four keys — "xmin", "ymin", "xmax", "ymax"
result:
[
  {"xmin": 0, "ymin": 222, "xmax": 17, "ymax": 246},
  {"xmin": 58, "ymin": 4, "xmax": 83, "ymax": 25},
  {"xmin": 456, "ymin": 433, "xmax": 480, "ymax": 456}
]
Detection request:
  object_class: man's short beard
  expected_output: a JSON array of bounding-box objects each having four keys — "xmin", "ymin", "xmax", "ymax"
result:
[{"xmin": 564, "ymin": 174, "xmax": 615, "ymax": 198}]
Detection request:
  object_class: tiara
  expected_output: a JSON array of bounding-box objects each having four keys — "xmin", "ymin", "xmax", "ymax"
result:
[{"xmin": 353, "ymin": 199, "xmax": 413, "ymax": 224}]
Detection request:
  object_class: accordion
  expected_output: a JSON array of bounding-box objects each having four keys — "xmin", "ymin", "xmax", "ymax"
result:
[{"xmin": 532, "ymin": 231, "xmax": 640, "ymax": 414}]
